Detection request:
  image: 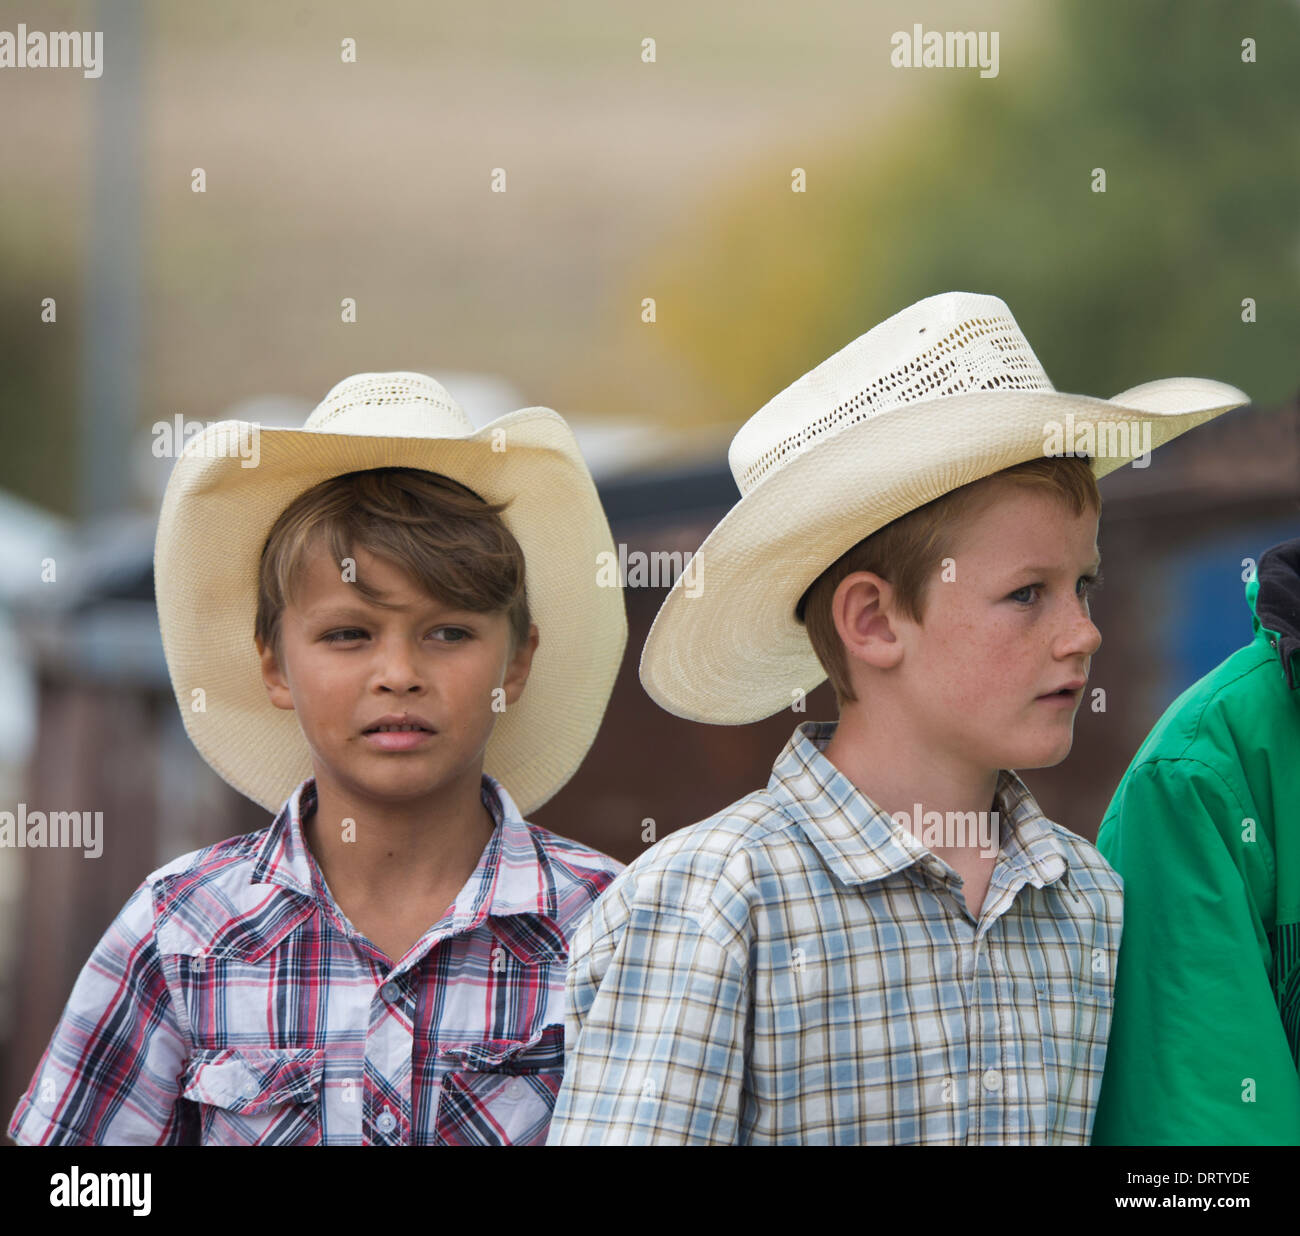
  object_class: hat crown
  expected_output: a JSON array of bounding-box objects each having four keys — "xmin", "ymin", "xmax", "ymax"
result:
[
  {"xmin": 728, "ymin": 292, "xmax": 1055, "ymax": 495},
  {"xmin": 304, "ymin": 371, "xmax": 475, "ymax": 438}
]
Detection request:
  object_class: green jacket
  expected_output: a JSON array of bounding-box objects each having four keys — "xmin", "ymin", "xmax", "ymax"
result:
[{"xmin": 1092, "ymin": 538, "xmax": 1300, "ymax": 1145}]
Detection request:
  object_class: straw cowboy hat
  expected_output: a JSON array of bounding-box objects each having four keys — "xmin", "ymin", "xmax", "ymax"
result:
[
  {"xmin": 155, "ymin": 372, "xmax": 626, "ymax": 816},
  {"xmin": 639, "ymin": 291, "xmax": 1249, "ymax": 724}
]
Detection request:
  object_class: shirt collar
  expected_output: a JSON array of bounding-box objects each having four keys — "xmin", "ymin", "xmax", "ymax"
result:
[
  {"xmin": 767, "ymin": 721, "xmax": 1073, "ymax": 894},
  {"xmin": 250, "ymin": 773, "xmax": 560, "ymax": 925}
]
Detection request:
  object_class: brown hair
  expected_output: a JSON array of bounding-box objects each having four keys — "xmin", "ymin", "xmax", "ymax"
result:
[
  {"xmin": 797, "ymin": 455, "xmax": 1100, "ymax": 705},
  {"xmin": 255, "ymin": 467, "xmax": 530, "ymax": 662}
]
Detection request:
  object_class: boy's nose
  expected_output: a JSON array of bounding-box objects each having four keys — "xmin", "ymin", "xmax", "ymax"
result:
[
  {"xmin": 1063, "ymin": 611, "xmax": 1102, "ymax": 658},
  {"xmin": 373, "ymin": 641, "xmax": 426, "ymax": 693}
]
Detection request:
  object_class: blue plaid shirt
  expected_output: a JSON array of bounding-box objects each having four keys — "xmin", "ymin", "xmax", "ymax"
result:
[{"xmin": 548, "ymin": 721, "xmax": 1123, "ymax": 1144}]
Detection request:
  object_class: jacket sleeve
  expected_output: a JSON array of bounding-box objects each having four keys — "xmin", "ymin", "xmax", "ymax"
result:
[
  {"xmin": 1092, "ymin": 757, "xmax": 1300, "ymax": 1145},
  {"xmin": 546, "ymin": 882, "xmax": 749, "ymax": 1145},
  {"xmin": 7, "ymin": 880, "xmax": 195, "ymax": 1146}
]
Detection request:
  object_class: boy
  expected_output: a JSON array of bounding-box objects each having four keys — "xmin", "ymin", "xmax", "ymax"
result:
[
  {"xmin": 1092, "ymin": 535, "xmax": 1300, "ymax": 1145},
  {"xmin": 9, "ymin": 371, "xmax": 626, "ymax": 1145},
  {"xmin": 547, "ymin": 291, "xmax": 1248, "ymax": 1144}
]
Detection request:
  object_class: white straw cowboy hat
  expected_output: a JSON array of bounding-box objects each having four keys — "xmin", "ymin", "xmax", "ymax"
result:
[
  {"xmin": 640, "ymin": 291, "xmax": 1249, "ymax": 725},
  {"xmin": 155, "ymin": 372, "xmax": 626, "ymax": 816}
]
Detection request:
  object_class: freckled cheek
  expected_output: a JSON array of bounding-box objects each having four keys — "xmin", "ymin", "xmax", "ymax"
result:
[
  {"xmin": 943, "ymin": 669, "xmax": 995, "ymax": 716},
  {"xmin": 932, "ymin": 633, "xmax": 1027, "ymax": 717}
]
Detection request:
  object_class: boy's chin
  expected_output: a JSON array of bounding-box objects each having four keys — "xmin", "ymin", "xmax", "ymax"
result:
[
  {"xmin": 1002, "ymin": 732, "xmax": 1076, "ymax": 771},
  {"xmin": 315, "ymin": 759, "xmax": 461, "ymax": 804}
]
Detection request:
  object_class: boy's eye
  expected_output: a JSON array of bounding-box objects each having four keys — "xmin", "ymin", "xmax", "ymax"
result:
[
  {"xmin": 321, "ymin": 626, "xmax": 473, "ymax": 644},
  {"xmin": 323, "ymin": 628, "xmax": 368, "ymax": 643},
  {"xmin": 1080, "ymin": 570, "xmax": 1103, "ymax": 597},
  {"xmin": 1011, "ymin": 573, "xmax": 1103, "ymax": 606}
]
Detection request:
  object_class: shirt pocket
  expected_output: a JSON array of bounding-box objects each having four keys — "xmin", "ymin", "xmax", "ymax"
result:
[
  {"xmin": 180, "ymin": 1047, "xmax": 326, "ymax": 1146},
  {"xmin": 1019, "ymin": 977, "xmax": 1114, "ymax": 1142},
  {"xmin": 434, "ymin": 1022, "xmax": 565, "ymax": 1146}
]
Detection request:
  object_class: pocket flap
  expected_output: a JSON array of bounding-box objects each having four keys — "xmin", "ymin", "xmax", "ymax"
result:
[
  {"xmin": 491, "ymin": 915, "xmax": 567, "ymax": 964},
  {"xmin": 439, "ymin": 1022, "xmax": 564, "ymax": 1073},
  {"xmin": 181, "ymin": 1048, "xmax": 325, "ymax": 1114}
]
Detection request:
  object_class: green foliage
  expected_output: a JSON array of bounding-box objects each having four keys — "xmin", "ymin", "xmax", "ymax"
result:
[
  {"xmin": 0, "ymin": 280, "xmax": 78, "ymax": 518},
  {"xmin": 646, "ymin": 0, "xmax": 1300, "ymax": 422}
]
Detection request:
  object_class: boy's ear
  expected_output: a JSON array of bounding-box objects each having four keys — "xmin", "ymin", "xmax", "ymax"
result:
[
  {"xmin": 255, "ymin": 634, "xmax": 296, "ymax": 712},
  {"xmin": 500, "ymin": 623, "xmax": 540, "ymax": 707},
  {"xmin": 832, "ymin": 572, "xmax": 906, "ymax": 674}
]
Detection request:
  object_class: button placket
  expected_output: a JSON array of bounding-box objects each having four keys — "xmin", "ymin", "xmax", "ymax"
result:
[
  {"xmin": 969, "ymin": 928, "xmax": 1004, "ymax": 1142},
  {"xmin": 365, "ymin": 975, "xmax": 416, "ymax": 1144}
]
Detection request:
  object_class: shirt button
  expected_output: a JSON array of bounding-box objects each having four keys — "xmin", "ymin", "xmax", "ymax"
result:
[
  {"xmin": 376, "ymin": 1108, "xmax": 397, "ymax": 1134},
  {"xmin": 380, "ymin": 981, "xmax": 400, "ymax": 1002},
  {"xmin": 982, "ymin": 1069, "xmax": 1003, "ymax": 1092},
  {"xmin": 505, "ymin": 1079, "xmax": 525, "ymax": 1100}
]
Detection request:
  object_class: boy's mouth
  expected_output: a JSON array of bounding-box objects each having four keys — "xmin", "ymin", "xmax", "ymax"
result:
[
  {"xmin": 362, "ymin": 713, "xmax": 436, "ymax": 734},
  {"xmin": 361, "ymin": 714, "xmax": 437, "ymax": 750},
  {"xmin": 1037, "ymin": 679, "xmax": 1085, "ymax": 701}
]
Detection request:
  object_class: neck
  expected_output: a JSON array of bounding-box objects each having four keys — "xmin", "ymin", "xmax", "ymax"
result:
[
  {"xmin": 302, "ymin": 765, "xmax": 496, "ymax": 903},
  {"xmin": 822, "ymin": 705, "xmax": 1000, "ymax": 841}
]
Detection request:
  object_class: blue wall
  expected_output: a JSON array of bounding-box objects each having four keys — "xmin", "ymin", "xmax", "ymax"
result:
[{"xmin": 1161, "ymin": 516, "xmax": 1300, "ymax": 708}]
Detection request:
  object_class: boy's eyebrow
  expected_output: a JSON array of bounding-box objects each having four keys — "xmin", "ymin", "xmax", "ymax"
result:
[
  {"xmin": 303, "ymin": 599, "xmax": 472, "ymax": 622},
  {"xmin": 303, "ymin": 605, "xmax": 382, "ymax": 622},
  {"xmin": 1011, "ymin": 558, "xmax": 1102, "ymax": 576}
]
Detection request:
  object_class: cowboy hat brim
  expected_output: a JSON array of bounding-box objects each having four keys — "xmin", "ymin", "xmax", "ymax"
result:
[
  {"xmin": 639, "ymin": 378, "xmax": 1248, "ymax": 725},
  {"xmin": 155, "ymin": 408, "xmax": 626, "ymax": 816}
]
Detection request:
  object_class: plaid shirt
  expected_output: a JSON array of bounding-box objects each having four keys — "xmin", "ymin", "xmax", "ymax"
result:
[
  {"xmin": 548, "ymin": 721, "xmax": 1123, "ymax": 1145},
  {"xmin": 9, "ymin": 775, "xmax": 621, "ymax": 1146}
]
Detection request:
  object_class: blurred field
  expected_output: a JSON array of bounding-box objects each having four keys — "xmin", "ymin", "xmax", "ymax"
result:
[{"xmin": 0, "ymin": 0, "xmax": 1045, "ymax": 513}]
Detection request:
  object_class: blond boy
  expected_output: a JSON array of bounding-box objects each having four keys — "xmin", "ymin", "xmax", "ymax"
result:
[{"xmin": 548, "ymin": 293, "xmax": 1247, "ymax": 1144}]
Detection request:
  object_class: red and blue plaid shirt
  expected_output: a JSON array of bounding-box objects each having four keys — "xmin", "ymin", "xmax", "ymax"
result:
[{"xmin": 9, "ymin": 774, "xmax": 621, "ymax": 1145}]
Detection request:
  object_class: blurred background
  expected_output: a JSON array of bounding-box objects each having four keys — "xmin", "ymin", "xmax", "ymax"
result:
[{"xmin": 1, "ymin": 0, "xmax": 1298, "ymax": 1125}]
